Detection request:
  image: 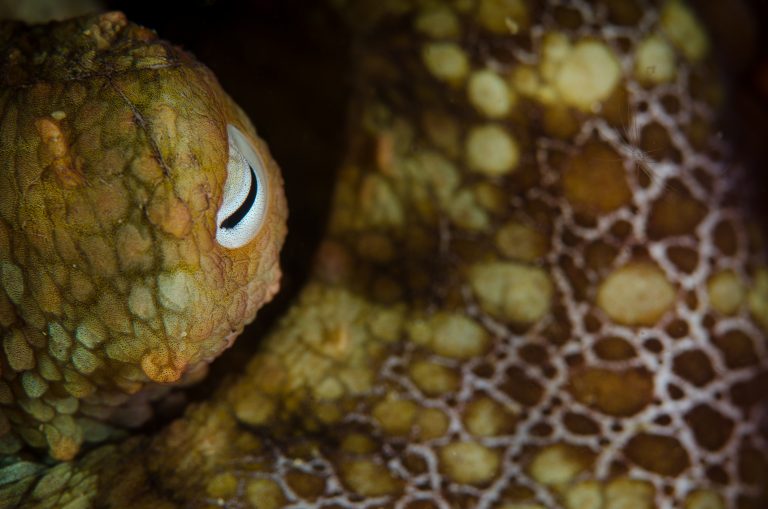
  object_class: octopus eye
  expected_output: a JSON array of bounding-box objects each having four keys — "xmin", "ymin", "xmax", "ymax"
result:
[{"xmin": 216, "ymin": 124, "xmax": 269, "ymax": 249}]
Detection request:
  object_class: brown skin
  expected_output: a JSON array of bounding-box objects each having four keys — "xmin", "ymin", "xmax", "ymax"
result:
[
  {"xmin": 3, "ymin": 1, "xmax": 768, "ymax": 508},
  {"xmin": 0, "ymin": 12, "xmax": 287, "ymax": 460}
]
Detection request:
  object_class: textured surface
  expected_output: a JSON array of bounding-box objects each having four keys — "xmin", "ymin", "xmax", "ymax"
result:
[
  {"xmin": 3, "ymin": 1, "xmax": 768, "ymax": 508},
  {"xmin": 0, "ymin": 12, "xmax": 287, "ymax": 460}
]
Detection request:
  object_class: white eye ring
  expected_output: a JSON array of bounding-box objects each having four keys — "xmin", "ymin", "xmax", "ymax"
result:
[{"xmin": 215, "ymin": 124, "xmax": 269, "ymax": 249}]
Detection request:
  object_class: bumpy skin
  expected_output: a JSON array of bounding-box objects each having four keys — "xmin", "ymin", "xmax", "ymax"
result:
[
  {"xmin": 0, "ymin": 13, "xmax": 287, "ymax": 461},
  {"xmin": 3, "ymin": 1, "xmax": 768, "ymax": 508}
]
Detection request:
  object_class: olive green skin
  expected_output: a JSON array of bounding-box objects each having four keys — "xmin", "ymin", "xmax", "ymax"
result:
[{"xmin": 0, "ymin": 12, "xmax": 287, "ymax": 460}]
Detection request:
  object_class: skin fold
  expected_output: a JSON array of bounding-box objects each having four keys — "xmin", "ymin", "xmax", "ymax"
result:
[{"xmin": 2, "ymin": 1, "xmax": 768, "ymax": 508}]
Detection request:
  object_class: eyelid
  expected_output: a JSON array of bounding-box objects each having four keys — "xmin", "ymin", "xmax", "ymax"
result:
[{"xmin": 215, "ymin": 124, "xmax": 269, "ymax": 249}]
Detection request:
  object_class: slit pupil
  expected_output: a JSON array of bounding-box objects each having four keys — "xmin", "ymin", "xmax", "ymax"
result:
[{"xmin": 220, "ymin": 164, "xmax": 258, "ymax": 229}]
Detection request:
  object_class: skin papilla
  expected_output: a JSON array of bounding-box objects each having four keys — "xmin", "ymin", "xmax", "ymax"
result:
[
  {"xmin": 0, "ymin": 12, "xmax": 287, "ymax": 461},
  {"xmin": 2, "ymin": 1, "xmax": 768, "ymax": 509}
]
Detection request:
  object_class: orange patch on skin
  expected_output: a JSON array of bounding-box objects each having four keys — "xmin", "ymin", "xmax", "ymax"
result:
[
  {"xmin": 46, "ymin": 434, "xmax": 80, "ymax": 462},
  {"xmin": 140, "ymin": 349, "xmax": 185, "ymax": 383},
  {"xmin": 562, "ymin": 141, "xmax": 632, "ymax": 214},
  {"xmin": 35, "ymin": 117, "xmax": 85, "ymax": 188},
  {"xmin": 131, "ymin": 152, "xmax": 165, "ymax": 184},
  {"xmin": 569, "ymin": 367, "xmax": 654, "ymax": 416}
]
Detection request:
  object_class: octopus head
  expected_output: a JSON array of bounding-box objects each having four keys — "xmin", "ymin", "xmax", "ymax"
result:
[{"xmin": 0, "ymin": 12, "xmax": 287, "ymax": 458}]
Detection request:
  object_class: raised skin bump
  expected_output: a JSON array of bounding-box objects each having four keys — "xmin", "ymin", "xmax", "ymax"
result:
[
  {"xmin": 2, "ymin": 1, "xmax": 768, "ymax": 509},
  {"xmin": 0, "ymin": 12, "xmax": 287, "ymax": 460}
]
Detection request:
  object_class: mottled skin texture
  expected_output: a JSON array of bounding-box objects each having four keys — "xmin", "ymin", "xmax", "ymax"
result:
[
  {"xmin": 0, "ymin": 13, "xmax": 287, "ymax": 461},
  {"xmin": 2, "ymin": 1, "xmax": 768, "ymax": 509}
]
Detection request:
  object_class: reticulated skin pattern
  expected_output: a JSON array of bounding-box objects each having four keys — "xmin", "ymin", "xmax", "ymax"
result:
[
  {"xmin": 3, "ymin": 1, "xmax": 768, "ymax": 508},
  {"xmin": 0, "ymin": 13, "xmax": 287, "ymax": 461}
]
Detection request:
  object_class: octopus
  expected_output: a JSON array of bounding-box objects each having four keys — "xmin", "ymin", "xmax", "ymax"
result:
[{"xmin": 0, "ymin": 1, "xmax": 767, "ymax": 508}]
